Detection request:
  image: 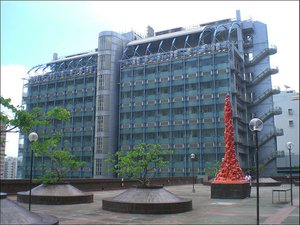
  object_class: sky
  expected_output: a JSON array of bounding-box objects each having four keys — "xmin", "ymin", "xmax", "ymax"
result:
[{"xmin": 1, "ymin": 1, "xmax": 299, "ymax": 157}]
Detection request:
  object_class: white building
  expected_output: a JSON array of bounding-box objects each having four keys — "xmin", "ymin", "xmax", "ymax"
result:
[
  {"xmin": 274, "ymin": 89, "xmax": 299, "ymax": 174},
  {"xmin": 4, "ymin": 156, "xmax": 17, "ymax": 178}
]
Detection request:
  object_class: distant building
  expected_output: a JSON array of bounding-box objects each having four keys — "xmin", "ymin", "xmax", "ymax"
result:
[
  {"xmin": 274, "ymin": 90, "xmax": 299, "ymax": 175},
  {"xmin": 19, "ymin": 10, "xmax": 282, "ymax": 179},
  {"xmin": 1, "ymin": 120, "xmax": 6, "ymax": 179},
  {"xmin": 4, "ymin": 156, "xmax": 17, "ymax": 178}
]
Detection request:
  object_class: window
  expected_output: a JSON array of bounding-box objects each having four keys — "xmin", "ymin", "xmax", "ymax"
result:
[
  {"xmin": 98, "ymin": 96, "xmax": 104, "ymax": 111},
  {"xmin": 186, "ymin": 59, "xmax": 197, "ymax": 69},
  {"xmin": 288, "ymin": 108, "xmax": 293, "ymax": 115},
  {"xmin": 66, "ymin": 80, "xmax": 73, "ymax": 86},
  {"xmin": 99, "ymin": 36, "xmax": 112, "ymax": 50},
  {"xmin": 99, "ymin": 55, "xmax": 111, "ymax": 70},
  {"xmin": 186, "ymin": 83, "xmax": 197, "ymax": 91},
  {"xmin": 187, "ymin": 106, "xmax": 198, "ymax": 114},
  {"xmin": 133, "ymin": 111, "xmax": 143, "ymax": 118},
  {"xmin": 146, "ymin": 133, "xmax": 156, "ymax": 139},
  {"xmin": 146, "ymin": 110, "xmax": 155, "ymax": 117},
  {"xmin": 146, "ymin": 88, "xmax": 156, "ymax": 96},
  {"xmin": 133, "ymin": 90, "xmax": 144, "ymax": 97},
  {"xmin": 96, "ymin": 137, "xmax": 103, "ymax": 153},
  {"xmin": 289, "ymin": 120, "xmax": 294, "ymax": 127},
  {"xmin": 159, "ymin": 132, "xmax": 169, "ymax": 139},
  {"xmin": 215, "ymin": 55, "xmax": 227, "ymax": 64},
  {"xmin": 48, "ymin": 83, "xmax": 55, "ymax": 90},
  {"xmin": 98, "ymin": 74, "xmax": 110, "ymax": 90},
  {"xmin": 122, "ymin": 70, "xmax": 132, "ymax": 78},
  {"xmin": 159, "ymin": 87, "xmax": 169, "ymax": 94},
  {"xmin": 146, "ymin": 66, "xmax": 156, "ymax": 75},
  {"xmin": 122, "ymin": 91, "xmax": 131, "ymax": 98},
  {"xmin": 200, "ymin": 57, "xmax": 212, "ymax": 66},
  {"xmin": 159, "ymin": 109, "xmax": 169, "ymax": 116},
  {"xmin": 216, "ymin": 80, "xmax": 228, "ymax": 87},
  {"xmin": 97, "ymin": 116, "xmax": 104, "ymax": 132},
  {"xmin": 173, "ymin": 131, "xmax": 184, "ymax": 138},
  {"xmin": 134, "ymin": 67, "xmax": 143, "ymax": 77},
  {"xmin": 95, "ymin": 159, "xmax": 102, "ymax": 175},
  {"xmin": 172, "ymin": 61, "xmax": 183, "ymax": 71},
  {"xmin": 75, "ymin": 79, "xmax": 84, "ymax": 85},
  {"xmin": 159, "ymin": 64, "xmax": 169, "ymax": 73}
]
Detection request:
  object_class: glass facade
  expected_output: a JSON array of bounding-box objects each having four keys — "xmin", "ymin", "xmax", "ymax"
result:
[
  {"xmin": 18, "ymin": 53, "xmax": 97, "ymax": 178},
  {"xmin": 119, "ymin": 47, "xmax": 233, "ymax": 176}
]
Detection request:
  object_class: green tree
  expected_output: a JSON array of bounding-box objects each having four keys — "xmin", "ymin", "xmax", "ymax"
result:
[
  {"xmin": 0, "ymin": 96, "xmax": 70, "ymax": 133},
  {"xmin": 108, "ymin": 143, "xmax": 173, "ymax": 187},
  {"xmin": 33, "ymin": 133, "xmax": 86, "ymax": 184},
  {"xmin": 1, "ymin": 96, "xmax": 84, "ymax": 184},
  {"xmin": 205, "ymin": 160, "xmax": 222, "ymax": 178}
]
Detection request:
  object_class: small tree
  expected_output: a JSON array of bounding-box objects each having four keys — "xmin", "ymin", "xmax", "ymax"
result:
[
  {"xmin": 33, "ymin": 133, "xmax": 86, "ymax": 185},
  {"xmin": 205, "ymin": 160, "xmax": 222, "ymax": 178},
  {"xmin": 1, "ymin": 96, "xmax": 84, "ymax": 184},
  {"xmin": 108, "ymin": 143, "xmax": 173, "ymax": 187}
]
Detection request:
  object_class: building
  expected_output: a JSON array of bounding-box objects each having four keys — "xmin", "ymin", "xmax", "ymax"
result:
[
  {"xmin": 1, "ymin": 120, "xmax": 6, "ymax": 179},
  {"xmin": 4, "ymin": 156, "xmax": 17, "ymax": 178},
  {"xmin": 18, "ymin": 10, "xmax": 281, "ymax": 179},
  {"xmin": 17, "ymin": 33, "xmax": 139, "ymax": 179},
  {"xmin": 274, "ymin": 90, "xmax": 299, "ymax": 175},
  {"xmin": 17, "ymin": 50, "xmax": 98, "ymax": 178},
  {"xmin": 118, "ymin": 10, "xmax": 281, "ymax": 177}
]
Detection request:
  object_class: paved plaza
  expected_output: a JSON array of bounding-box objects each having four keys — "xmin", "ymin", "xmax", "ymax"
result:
[{"xmin": 7, "ymin": 184, "xmax": 299, "ymax": 225}]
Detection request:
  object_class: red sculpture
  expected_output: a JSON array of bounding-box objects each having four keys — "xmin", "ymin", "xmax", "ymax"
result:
[{"xmin": 212, "ymin": 94, "xmax": 247, "ymax": 184}]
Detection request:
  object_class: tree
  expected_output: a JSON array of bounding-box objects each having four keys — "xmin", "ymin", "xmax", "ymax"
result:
[
  {"xmin": 0, "ymin": 96, "xmax": 70, "ymax": 134},
  {"xmin": 108, "ymin": 143, "xmax": 173, "ymax": 187},
  {"xmin": 205, "ymin": 160, "xmax": 222, "ymax": 178},
  {"xmin": 1, "ymin": 96, "xmax": 85, "ymax": 184},
  {"xmin": 33, "ymin": 133, "xmax": 86, "ymax": 184}
]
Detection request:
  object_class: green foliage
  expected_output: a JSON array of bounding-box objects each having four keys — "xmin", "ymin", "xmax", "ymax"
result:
[
  {"xmin": 205, "ymin": 160, "xmax": 222, "ymax": 178},
  {"xmin": 1, "ymin": 96, "xmax": 70, "ymax": 133},
  {"xmin": 107, "ymin": 143, "xmax": 173, "ymax": 187},
  {"xmin": 1, "ymin": 96, "xmax": 83, "ymax": 184},
  {"xmin": 34, "ymin": 132, "xmax": 86, "ymax": 184},
  {"xmin": 35, "ymin": 145, "xmax": 86, "ymax": 184}
]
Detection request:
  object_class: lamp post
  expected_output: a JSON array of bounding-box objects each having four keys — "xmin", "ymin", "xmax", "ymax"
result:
[
  {"xmin": 28, "ymin": 132, "xmax": 38, "ymax": 211},
  {"xmin": 190, "ymin": 153, "xmax": 195, "ymax": 192},
  {"xmin": 249, "ymin": 118, "xmax": 263, "ymax": 225},
  {"xmin": 286, "ymin": 142, "xmax": 294, "ymax": 206}
]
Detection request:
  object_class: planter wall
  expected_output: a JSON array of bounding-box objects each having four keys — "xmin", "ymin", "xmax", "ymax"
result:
[
  {"xmin": 211, "ymin": 183, "xmax": 249, "ymax": 199},
  {"xmin": 1, "ymin": 177, "xmax": 194, "ymax": 195}
]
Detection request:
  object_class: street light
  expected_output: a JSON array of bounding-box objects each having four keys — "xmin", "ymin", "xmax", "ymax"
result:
[
  {"xmin": 190, "ymin": 153, "xmax": 195, "ymax": 193},
  {"xmin": 28, "ymin": 132, "xmax": 38, "ymax": 211},
  {"xmin": 249, "ymin": 118, "xmax": 263, "ymax": 225},
  {"xmin": 286, "ymin": 142, "xmax": 294, "ymax": 206}
]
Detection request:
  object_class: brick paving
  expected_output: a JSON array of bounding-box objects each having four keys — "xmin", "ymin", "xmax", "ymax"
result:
[{"xmin": 7, "ymin": 184, "xmax": 299, "ymax": 224}]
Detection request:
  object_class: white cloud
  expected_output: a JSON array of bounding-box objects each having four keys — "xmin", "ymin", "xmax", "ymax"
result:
[
  {"xmin": 1, "ymin": 65, "xmax": 28, "ymax": 106},
  {"xmin": 1, "ymin": 64, "xmax": 28, "ymax": 157}
]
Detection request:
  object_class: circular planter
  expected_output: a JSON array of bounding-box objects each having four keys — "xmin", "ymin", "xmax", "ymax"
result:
[
  {"xmin": 102, "ymin": 186, "xmax": 192, "ymax": 214},
  {"xmin": 17, "ymin": 183, "xmax": 93, "ymax": 205},
  {"xmin": 1, "ymin": 192, "xmax": 59, "ymax": 225}
]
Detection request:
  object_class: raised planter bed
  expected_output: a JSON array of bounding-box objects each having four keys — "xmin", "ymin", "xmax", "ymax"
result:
[
  {"xmin": 102, "ymin": 186, "xmax": 192, "ymax": 214},
  {"xmin": 17, "ymin": 183, "xmax": 93, "ymax": 205}
]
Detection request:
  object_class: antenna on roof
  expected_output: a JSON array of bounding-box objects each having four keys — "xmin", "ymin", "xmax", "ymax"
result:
[{"xmin": 284, "ymin": 85, "xmax": 291, "ymax": 90}]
